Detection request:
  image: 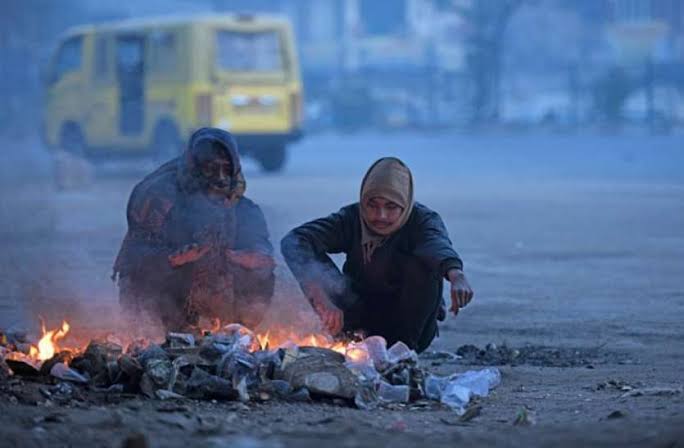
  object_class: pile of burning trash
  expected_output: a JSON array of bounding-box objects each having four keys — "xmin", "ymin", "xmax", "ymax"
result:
[{"xmin": 0, "ymin": 321, "xmax": 501, "ymax": 414}]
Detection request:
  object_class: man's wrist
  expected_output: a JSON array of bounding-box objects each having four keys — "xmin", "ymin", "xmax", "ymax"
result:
[{"xmin": 447, "ymin": 268, "xmax": 465, "ymax": 282}]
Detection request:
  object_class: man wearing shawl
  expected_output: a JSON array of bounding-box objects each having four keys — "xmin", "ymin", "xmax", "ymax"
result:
[
  {"xmin": 281, "ymin": 157, "xmax": 473, "ymax": 352},
  {"xmin": 113, "ymin": 128, "xmax": 275, "ymax": 332}
]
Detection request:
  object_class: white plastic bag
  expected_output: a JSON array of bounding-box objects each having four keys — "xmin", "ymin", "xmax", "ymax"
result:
[{"xmin": 425, "ymin": 368, "xmax": 502, "ymax": 414}]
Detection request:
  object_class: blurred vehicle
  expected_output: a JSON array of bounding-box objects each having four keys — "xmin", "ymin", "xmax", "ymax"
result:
[{"xmin": 42, "ymin": 14, "xmax": 303, "ymax": 172}]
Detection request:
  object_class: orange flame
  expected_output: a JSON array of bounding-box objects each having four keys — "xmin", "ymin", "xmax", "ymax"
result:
[
  {"xmin": 345, "ymin": 342, "xmax": 371, "ymax": 364},
  {"xmin": 34, "ymin": 320, "xmax": 70, "ymax": 361},
  {"xmin": 253, "ymin": 330, "xmax": 348, "ymax": 354},
  {"xmin": 256, "ymin": 331, "xmax": 271, "ymax": 351}
]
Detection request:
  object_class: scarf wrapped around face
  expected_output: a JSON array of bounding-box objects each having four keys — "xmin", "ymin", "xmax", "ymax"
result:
[
  {"xmin": 359, "ymin": 157, "xmax": 414, "ymax": 264},
  {"xmin": 178, "ymin": 127, "xmax": 246, "ymax": 205}
]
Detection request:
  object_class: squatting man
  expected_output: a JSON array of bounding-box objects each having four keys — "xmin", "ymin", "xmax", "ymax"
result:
[{"xmin": 114, "ymin": 129, "xmax": 474, "ymax": 352}]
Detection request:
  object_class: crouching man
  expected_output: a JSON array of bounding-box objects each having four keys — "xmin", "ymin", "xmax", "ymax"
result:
[
  {"xmin": 113, "ymin": 128, "xmax": 275, "ymax": 332},
  {"xmin": 281, "ymin": 157, "xmax": 473, "ymax": 352}
]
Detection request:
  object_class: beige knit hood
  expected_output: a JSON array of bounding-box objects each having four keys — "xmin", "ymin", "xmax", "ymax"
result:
[{"xmin": 359, "ymin": 157, "xmax": 414, "ymax": 263}]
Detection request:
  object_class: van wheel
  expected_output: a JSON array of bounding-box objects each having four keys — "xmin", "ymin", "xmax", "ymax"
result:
[
  {"xmin": 60, "ymin": 124, "xmax": 86, "ymax": 156},
  {"xmin": 153, "ymin": 121, "xmax": 181, "ymax": 163},
  {"xmin": 256, "ymin": 145, "xmax": 287, "ymax": 172}
]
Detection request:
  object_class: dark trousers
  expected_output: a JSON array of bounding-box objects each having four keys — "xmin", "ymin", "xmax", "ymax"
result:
[{"xmin": 340, "ymin": 255, "xmax": 443, "ymax": 353}]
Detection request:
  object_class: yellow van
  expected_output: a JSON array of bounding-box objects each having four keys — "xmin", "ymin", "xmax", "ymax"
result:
[{"xmin": 43, "ymin": 14, "xmax": 303, "ymax": 171}]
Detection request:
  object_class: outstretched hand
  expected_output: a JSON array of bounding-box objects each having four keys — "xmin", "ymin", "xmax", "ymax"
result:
[
  {"xmin": 305, "ymin": 282, "xmax": 344, "ymax": 335},
  {"xmin": 168, "ymin": 243, "xmax": 210, "ymax": 268},
  {"xmin": 226, "ymin": 250, "xmax": 275, "ymax": 270},
  {"xmin": 447, "ymin": 269, "xmax": 474, "ymax": 315}
]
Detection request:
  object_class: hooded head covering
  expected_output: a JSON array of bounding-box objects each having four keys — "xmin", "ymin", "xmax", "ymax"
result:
[
  {"xmin": 178, "ymin": 127, "xmax": 246, "ymax": 203},
  {"xmin": 359, "ymin": 157, "xmax": 414, "ymax": 263}
]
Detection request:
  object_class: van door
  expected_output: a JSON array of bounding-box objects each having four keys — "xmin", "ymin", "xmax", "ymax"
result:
[
  {"xmin": 116, "ymin": 35, "xmax": 146, "ymax": 136},
  {"xmin": 85, "ymin": 34, "xmax": 118, "ymax": 148},
  {"xmin": 45, "ymin": 35, "xmax": 86, "ymax": 147}
]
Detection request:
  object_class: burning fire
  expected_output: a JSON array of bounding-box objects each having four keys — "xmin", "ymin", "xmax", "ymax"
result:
[
  {"xmin": 253, "ymin": 330, "xmax": 363, "ymax": 359},
  {"xmin": 206, "ymin": 321, "xmax": 352, "ymax": 356},
  {"xmin": 252, "ymin": 329, "xmax": 347, "ymax": 353},
  {"xmin": 33, "ymin": 320, "xmax": 71, "ymax": 361},
  {"xmin": 10, "ymin": 317, "xmax": 369, "ymax": 369},
  {"xmin": 4, "ymin": 319, "xmax": 72, "ymax": 368}
]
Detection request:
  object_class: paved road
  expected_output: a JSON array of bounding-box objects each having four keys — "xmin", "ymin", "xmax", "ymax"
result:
[
  {"xmin": 2, "ymin": 131, "xmax": 683, "ymax": 347},
  {"xmin": 1, "ymin": 131, "xmax": 684, "ymax": 442}
]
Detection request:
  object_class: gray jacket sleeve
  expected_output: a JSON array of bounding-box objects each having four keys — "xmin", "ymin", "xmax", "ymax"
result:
[
  {"xmin": 410, "ymin": 205, "xmax": 464, "ymax": 277},
  {"xmin": 280, "ymin": 206, "xmax": 354, "ymax": 291}
]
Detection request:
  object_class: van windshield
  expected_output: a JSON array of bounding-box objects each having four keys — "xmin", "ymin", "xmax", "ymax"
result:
[{"xmin": 215, "ymin": 30, "xmax": 284, "ymax": 72}]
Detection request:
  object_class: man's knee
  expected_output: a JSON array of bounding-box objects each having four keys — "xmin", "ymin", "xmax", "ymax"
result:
[
  {"xmin": 235, "ymin": 267, "xmax": 275, "ymax": 300},
  {"xmin": 233, "ymin": 267, "xmax": 274, "ymax": 328}
]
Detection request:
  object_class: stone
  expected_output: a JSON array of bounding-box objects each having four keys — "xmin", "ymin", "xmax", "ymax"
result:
[
  {"xmin": 136, "ymin": 344, "xmax": 169, "ymax": 368},
  {"xmin": 49, "ymin": 382, "xmax": 78, "ymax": 404},
  {"xmin": 186, "ymin": 367, "xmax": 238, "ymax": 400},
  {"xmin": 73, "ymin": 340, "xmax": 123, "ymax": 378},
  {"xmin": 139, "ymin": 359, "xmax": 175, "ymax": 399},
  {"xmin": 287, "ymin": 387, "xmax": 311, "ymax": 402},
  {"xmin": 253, "ymin": 350, "xmax": 282, "ymax": 382},
  {"xmin": 164, "ymin": 333, "xmax": 196, "ymax": 349},
  {"xmin": 218, "ymin": 324, "xmax": 259, "ymax": 351},
  {"xmin": 199, "ymin": 335, "xmax": 237, "ymax": 362},
  {"xmin": 118, "ymin": 355, "xmax": 143, "ymax": 382},
  {"xmin": 297, "ymin": 346, "xmax": 346, "ymax": 363},
  {"xmin": 139, "ymin": 375, "xmax": 156, "ymax": 399},
  {"xmin": 217, "ymin": 350, "xmax": 257, "ymax": 386},
  {"xmin": 125, "ymin": 339, "xmax": 151, "ymax": 357},
  {"xmin": 258, "ymin": 380, "xmax": 292, "ymax": 399},
  {"xmin": 107, "ymin": 361, "xmax": 123, "ymax": 384},
  {"xmin": 277, "ymin": 349, "xmax": 359, "ymax": 400},
  {"xmin": 304, "ymin": 372, "xmax": 343, "ymax": 395},
  {"xmin": 0, "ymin": 357, "xmax": 12, "ymax": 381},
  {"xmin": 163, "ymin": 346, "xmax": 201, "ymax": 358},
  {"xmin": 146, "ymin": 359, "xmax": 175, "ymax": 386}
]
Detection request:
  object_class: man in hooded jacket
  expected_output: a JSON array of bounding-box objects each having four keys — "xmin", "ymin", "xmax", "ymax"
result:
[
  {"xmin": 281, "ymin": 157, "xmax": 473, "ymax": 352},
  {"xmin": 113, "ymin": 128, "xmax": 275, "ymax": 332}
]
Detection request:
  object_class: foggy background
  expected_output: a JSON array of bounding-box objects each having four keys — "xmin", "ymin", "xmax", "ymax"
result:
[
  {"xmin": 1, "ymin": 0, "xmax": 683, "ymax": 346},
  {"xmin": 2, "ymin": 0, "xmax": 684, "ymax": 134}
]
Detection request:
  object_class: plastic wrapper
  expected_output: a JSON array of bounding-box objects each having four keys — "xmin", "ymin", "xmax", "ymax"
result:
[
  {"xmin": 424, "ymin": 368, "xmax": 502, "ymax": 414},
  {"xmin": 377, "ymin": 381, "xmax": 410, "ymax": 403}
]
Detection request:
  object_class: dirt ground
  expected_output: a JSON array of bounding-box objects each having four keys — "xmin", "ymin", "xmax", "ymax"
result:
[{"xmin": 1, "ymin": 132, "xmax": 683, "ymax": 447}]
